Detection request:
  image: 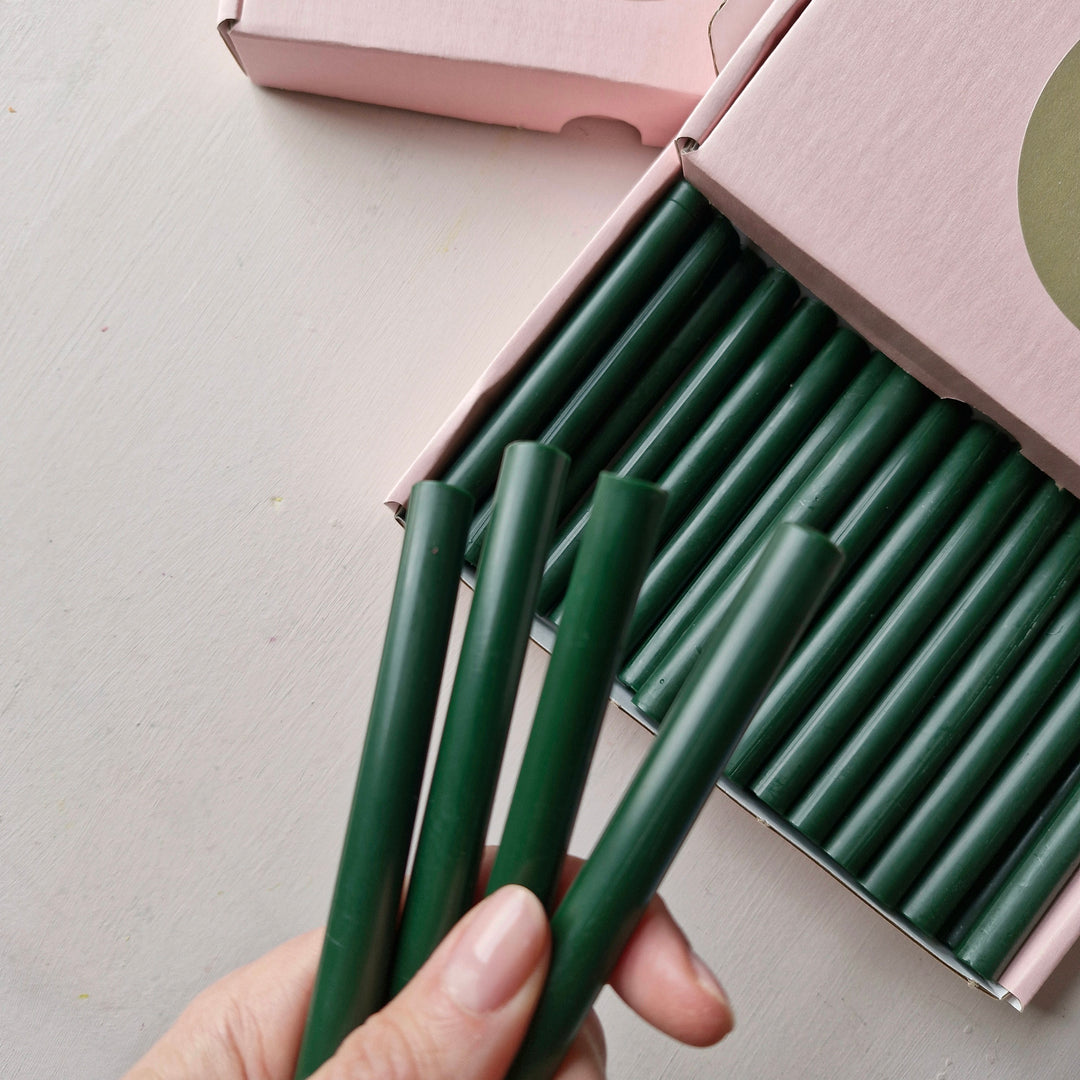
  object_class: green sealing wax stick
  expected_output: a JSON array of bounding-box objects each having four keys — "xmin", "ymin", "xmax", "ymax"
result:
[
  {"xmin": 463, "ymin": 219, "xmax": 737, "ymax": 563},
  {"xmin": 791, "ymin": 481, "xmax": 1076, "ymax": 844},
  {"xmin": 536, "ymin": 268, "xmax": 801, "ymax": 613},
  {"xmin": 956, "ymin": 773, "xmax": 1080, "ymax": 979},
  {"xmin": 725, "ymin": 422, "xmax": 1007, "ymax": 787},
  {"xmin": 552, "ymin": 251, "xmax": 766, "ymax": 531},
  {"xmin": 866, "ymin": 585, "xmax": 1080, "ymax": 908},
  {"xmin": 390, "ymin": 444, "xmax": 568, "ymax": 992},
  {"xmin": 650, "ymin": 299, "xmax": 836, "ymax": 536},
  {"xmin": 902, "ymin": 660, "xmax": 1080, "ymax": 937},
  {"xmin": 442, "ymin": 181, "xmax": 712, "ymax": 506},
  {"xmin": 623, "ymin": 352, "xmax": 891, "ymax": 695},
  {"xmin": 826, "ymin": 510, "xmax": 1080, "ymax": 873},
  {"xmin": 826, "ymin": 399, "xmax": 969, "ymax": 574},
  {"xmin": 750, "ymin": 451, "xmax": 1039, "ymax": 815},
  {"xmin": 944, "ymin": 751, "xmax": 1080, "ymax": 950},
  {"xmin": 293, "ymin": 481, "xmax": 472, "ymax": 1080},
  {"xmin": 504, "ymin": 525, "xmax": 844, "ymax": 1080},
  {"xmin": 625, "ymin": 326, "xmax": 865, "ymax": 651},
  {"xmin": 485, "ymin": 472, "xmax": 667, "ymax": 909},
  {"xmin": 630, "ymin": 360, "xmax": 927, "ymax": 716}
]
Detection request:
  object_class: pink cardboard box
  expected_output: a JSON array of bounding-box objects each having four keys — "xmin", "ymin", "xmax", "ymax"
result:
[
  {"xmin": 389, "ymin": 0, "xmax": 1080, "ymax": 1007},
  {"xmin": 216, "ymin": 0, "xmax": 770, "ymax": 148}
]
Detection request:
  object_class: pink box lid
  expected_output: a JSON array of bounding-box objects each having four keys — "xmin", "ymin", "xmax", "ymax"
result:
[
  {"xmin": 685, "ymin": 0, "xmax": 1080, "ymax": 497},
  {"xmin": 217, "ymin": 0, "xmax": 759, "ymax": 147}
]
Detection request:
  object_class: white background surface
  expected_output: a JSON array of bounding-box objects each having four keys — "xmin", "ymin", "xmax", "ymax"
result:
[{"xmin": 3, "ymin": 4, "xmax": 1079, "ymax": 1078}]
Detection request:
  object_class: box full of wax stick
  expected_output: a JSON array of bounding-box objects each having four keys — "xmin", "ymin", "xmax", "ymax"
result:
[
  {"xmin": 387, "ymin": 0, "xmax": 1080, "ymax": 1009},
  {"xmin": 216, "ymin": 0, "xmax": 775, "ymax": 148}
]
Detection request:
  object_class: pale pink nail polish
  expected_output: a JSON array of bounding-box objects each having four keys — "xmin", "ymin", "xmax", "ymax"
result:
[
  {"xmin": 443, "ymin": 886, "xmax": 547, "ymax": 1013},
  {"xmin": 690, "ymin": 951, "xmax": 730, "ymax": 1008}
]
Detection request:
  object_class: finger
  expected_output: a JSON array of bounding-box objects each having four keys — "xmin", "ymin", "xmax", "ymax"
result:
[
  {"xmin": 552, "ymin": 1010, "xmax": 606, "ymax": 1080},
  {"xmin": 122, "ymin": 929, "xmax": 324, "ymax": 1080},
  {"xmin": 475, "ymin": 847, "xmax": 584, "ymax": 905},
  {"xmin": 319, "ymin": 885, "xmax": 549, "ymax": 1080},
  {"xmin": 608, "ymin": 895, "xmax": 733, "ymax": 1046}
]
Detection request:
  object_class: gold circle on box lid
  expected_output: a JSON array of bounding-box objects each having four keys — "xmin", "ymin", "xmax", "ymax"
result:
[{"xmin": 1018, "ymin": 39, "xmax": 1080, "ymax": 332}]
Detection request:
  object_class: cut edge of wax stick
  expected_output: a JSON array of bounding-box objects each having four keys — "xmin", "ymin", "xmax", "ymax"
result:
[
  {"xmin": 390, "ymin": 443, "xmax": 568, "ymax": 993},
  {"xmin": 485, "ymin": 471, "xmax": 668, "ymax": 910},
  {"xmin": 504, "ymin": 523, "xmax": 844, "ymax": 1080},
  {"xmin": 294, "ymin": 480, "xmax": 472, "ymax": 1080}
]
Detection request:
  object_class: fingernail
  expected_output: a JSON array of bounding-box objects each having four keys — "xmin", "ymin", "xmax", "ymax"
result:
[
  {"xmin": 443, "ymin": 886, "xmax": 547, "ymax": 1013},
  {"xmin": 690, "ymin": 951, "xmax": 729, "ymax": 1009}
]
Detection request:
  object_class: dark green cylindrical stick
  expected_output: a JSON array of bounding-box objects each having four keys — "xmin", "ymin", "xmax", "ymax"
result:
[
  {"xmin": 826, "ymin": 510, "xmax": 1080, "ymax": 873},
  {"xmin": 944, "ymin": 751, "xmax": 1080, "ymax": 949},
  {"xmin": 294, "ymin": 481, "xmax": 472, "ymax": 1079},
  {"xmin": 826, "ymin": 399, "xmax": 969, "ymax": 573},
  {"xmin": 624, "ymin": 352, "xmax": 891, "ymax": 696},
  {"xmin": 442, "ymin": 181, "xmax": 711, "ymax": 506},
  {"xmin": 390, "ymin": 445, "xmax": 568, "ymax": 992},
  {"xmin": 485, "ymin": 473, "xmax": 667, "ymax": 909},
  {"xmin": 902, "ymin": 661, "xmax": 1080, "ymax": 937},
  {"xmin": 956, "ymin": 775, "xmax": 1080, "ymax": 979},
  {"xmin": 631, "ymin": 360, "xmax": 925, "ymax": 716},
  {"xmin": 624, "ymin": 322, "xmax": 857, "ymax": 650},
  {"xmin": 505, "ymin": 525, "xmax": 844, "ymax": 1080},
  {"xmin": 536, "ymin": 268, "xmax": 801, "ymax": 613},
  {"xmin": 791, "ymin": 482, "xmax": 1075, "ymax": 844},
  {"xmin": 652, "ymin": 299, "xmax": 836, "ymax": 535},
  {"xmin": 553, "ymin": 252, "xmax": 766, "ymax": 528},
  {"xmin": 464, "ymin": 220, "xmax": 737, "ymax": 562},
  {"xmin": 866, "ymin": 586, "xmax": 1080, "ymax": 908},
  {"xmin": 725, "ymin": 422, "xmax": 1006, "ymax": 786},
  {"xmin": 750, "ymin": 452, "xmax": 1039, "ymax": 815}
]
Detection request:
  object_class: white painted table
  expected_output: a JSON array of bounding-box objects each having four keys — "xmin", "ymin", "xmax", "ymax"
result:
[{"xmin": 3, "ymin": 4, "xmax": 1078, "ymax": 1077}]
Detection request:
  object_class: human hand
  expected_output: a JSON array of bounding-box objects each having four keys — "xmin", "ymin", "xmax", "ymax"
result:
[{"xmin": 122, "ymin": 858, "xmax": 732, "ymax": 1080}]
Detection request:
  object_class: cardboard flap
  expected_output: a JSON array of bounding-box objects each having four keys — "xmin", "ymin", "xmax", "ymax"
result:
[
  {"xmin": 217, "ymin": 0, "xmax": 245, "ymax": 71},
  {"xmin": 678, "ymin": 0, "xmax": 809, "ymax": 149}
]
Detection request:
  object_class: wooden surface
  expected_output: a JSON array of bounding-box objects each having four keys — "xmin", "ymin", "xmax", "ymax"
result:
[{"xmin": 3, "ymin": 4, "xmax": 1079, "ymax": 1078}]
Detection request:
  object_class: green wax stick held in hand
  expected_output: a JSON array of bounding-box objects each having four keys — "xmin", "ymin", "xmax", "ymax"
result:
[
  {"xmin": 442, "ymin": 181, "xmax": 711, "ymax": 506},
  {"xmin": 486, "ymin": 472, "xmax": 667, "ymax": 909},
  {"xmin": 391, "ymin": 444, "xmax": 568, "ymax": 992},
  {"xmin": 505, "ymin": 525, "xmax": 844, "ymax": 1080},
  {"xmin": 293, "ymin": 481, "xmax": 472, "ymax": 1080}
]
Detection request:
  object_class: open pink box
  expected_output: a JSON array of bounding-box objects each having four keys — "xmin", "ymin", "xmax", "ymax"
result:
[
  {"xmin": 216, "ymin": 0, "xmax": 774, "ymax": 148},
  {"xmin": 388, "ymin": 0, "xmax": 1080, "ymax": 1007}
]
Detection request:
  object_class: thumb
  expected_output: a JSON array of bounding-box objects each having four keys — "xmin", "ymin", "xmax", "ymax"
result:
[{"xmin": 318, "ymin": 885, "xmax": 550, "ymax": 1080}]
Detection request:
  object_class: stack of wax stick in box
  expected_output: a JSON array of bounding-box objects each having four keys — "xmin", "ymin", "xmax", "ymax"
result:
[
  {"xmin": 294, "ymin": 439, "xmax": 842, "ymax": 1080},
  {"xmin": 437, "ymin": 180, "xmax": 1080, "ymax": 991}
]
